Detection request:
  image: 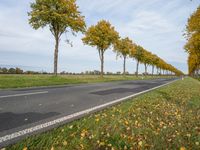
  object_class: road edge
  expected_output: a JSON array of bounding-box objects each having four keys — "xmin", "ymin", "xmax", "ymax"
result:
[{"xmin": 0, "ymin": 78, "xmax": 179, "ymax": 148}]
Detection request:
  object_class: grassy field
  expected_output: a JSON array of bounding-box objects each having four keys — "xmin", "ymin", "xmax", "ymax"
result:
[
  {"xmin": 0, "ymin": 74, "xmax": 173, "ymax": 89},
  {"xmin": 7, "ymin": 77, "xmax": 200, "ymax": 150}
]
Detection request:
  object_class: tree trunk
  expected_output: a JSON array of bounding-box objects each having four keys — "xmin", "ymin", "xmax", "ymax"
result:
[
  {"xmin": 152, "ymin": 65, "xmax": 154, "ymax": 76},
  {"xmin": 98, "ymin": 49, "xmax": 104, "ymax": 78},
  {"xmin": 54, "ymin": 36, "xmax": 59, "ymax": 75},
  {"xmin": 144, "ymin": 63, "xmax": 147, "ymax": 75},
  {"xmin": 136, "ymin": 60, "xmax": 139, "ymax": 77},
  {"xmin": 123, "ymin": 56, "xmax": 126, "ymax": 76}
]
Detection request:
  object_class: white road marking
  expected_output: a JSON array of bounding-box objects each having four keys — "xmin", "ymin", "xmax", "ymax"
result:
[
  {"xmin": 0, "ymin": 91, "xmax": 48, "ymax": 99},
  {"xmin": 0, "ymin": 79, "xmax": 178, "ymax": 144}
]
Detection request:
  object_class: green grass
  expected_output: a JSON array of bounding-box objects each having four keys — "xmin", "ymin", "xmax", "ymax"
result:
[
  {"xmin": 7, "ymin": 77, "xmax": 200, "ymax": 150},
  {"xmin": 0, "ymin": 74, "xmax": 172, "ymax": 89}
]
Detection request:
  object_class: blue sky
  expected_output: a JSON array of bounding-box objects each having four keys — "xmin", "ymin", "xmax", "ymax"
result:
[{"xmin": 0, "ymin": 0, "xmax": 199, "ymax": 73}]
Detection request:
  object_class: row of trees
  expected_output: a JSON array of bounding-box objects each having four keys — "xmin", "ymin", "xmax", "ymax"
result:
[
  {"xmin": 185, "ymin": 6, "xmax": 200, "ymax": 77},
  {"xmin": 83, "ymin": 20, "xmax": 183, "ymax": 77},
  {"xmin": 29, "ymin": 0, "xmax": 182, "ymax": 77},
  {"xmin": 0, "ymin": 67, "xmax": 23, "ymax": 74}
]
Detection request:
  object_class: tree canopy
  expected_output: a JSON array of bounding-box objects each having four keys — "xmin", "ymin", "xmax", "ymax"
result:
[
  {"xmin": 82, "ymin": 20, "xmax": 119, "ymax": 51},
  {"xmin": 29, "ymin": 0, "xmax": 86, "ymax": 36},
  {"xmin": 185, "ymin": 6, "xmax": 200, "ymax": 76},
  {"xmin": 114, "ymin": 37, "xmax": 133, "ymax": 58},
  {"xmin": 28, "ymin": 0, "xmax": 86, "ymax": 75}
]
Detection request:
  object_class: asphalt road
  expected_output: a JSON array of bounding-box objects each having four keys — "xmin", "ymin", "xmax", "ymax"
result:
[{"xmin": 0, "ymin": 78, "xmax": 178, "ymax": 147}]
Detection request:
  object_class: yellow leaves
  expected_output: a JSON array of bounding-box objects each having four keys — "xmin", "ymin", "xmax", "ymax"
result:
[
  {"xmin": 29, "ymin": 0, "xmax": 86, "ymax": 34},
  {"xmin": 159, "ymin": 121, "xmax": 164, "ymax": 127},
  {"xmin": 180, "ymin": 147, "xmax": 186, "ymax": 150},
  {"xmin": 135, "ymin": 120, "xmax": 138, "ymax": 126},
  {"xmin": 114, "ymin": 37, "xmax": 133, "ymax": 57},
  {"xmin": 147, "ymin": 117, "xmax": 150, "ymax": 123},
  {"xmin": 124, "ymin": 120, "xmax": 129, "ymax": 126},
  {"xmin": 126, "ymin": 127, "xmax": 130, "ymax": 131},
  {"xmin": 89, "ymin": 134, "xmax": 95, "ymax": 139},
  {"xmin": 103, "ymin": 113, "xmax": 107, "ymax": 117},
  {"xmin": 69, "ymin": 125, "xmax": 73, "ymax": 129},
  {"xmin": 195, "ymin": 142, "xmax": 199, "ymax": 146},
  {"xmin": 99, "ymin": 141, "xmax": 105, "ymax": 146},
  {"xmin": 97, "ymin": 140, "xmax": 100, "ymax": 144},
  {"xmin": 80, "ymin": 144, "xmax": 84, "ymax": 148},
  {"xmin": 50, "ymin": 147, "xmax": 54, "ymax": 150},
  {"xmin": 63, "ymin": 140, "xmax": 68, "ymax": 146},
  {"xmin": 106, "ymin": 133, "xmax": 110, "ymax": 137},
  {"xmin": 138, "ymin": 141, "xmax": 143, "ymax": 147},
  {"xmin": 70, "ymin": 133, "xmax": 75, "ymax": 137},
  {"xmin": 186, "ymin": 133, "xmax": 191, "ymax": 138},
  {"xmin": 23, "ymin": 147, "xmax": 28, "ymax": 150},
  {"xmin": 95, "ymin": 118, "xmax": 100, "ymax": 122},
  {"xmin": 82, "ymin": 20, "xmax": 119, "ymax": 51},
  {"xmin": 163, "ymin": 126, "xmax": 167, "ymax": 129},
  {"xmin": 124, "ymin": 145, "xmax": 128, "ymax": 150},
  {"xmin": 80, "ymin": 129, "xmax": 88, "ymax": 139}
]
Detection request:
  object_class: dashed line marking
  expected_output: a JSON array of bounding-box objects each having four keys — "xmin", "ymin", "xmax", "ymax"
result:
[{"xmin": 0, "ymin": 91, "xmax": 48, "ymax": 99}]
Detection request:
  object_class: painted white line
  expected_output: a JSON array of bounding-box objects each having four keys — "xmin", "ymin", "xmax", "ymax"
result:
[
  {"xmin": 0, "ymin": 79, "xmax": 178, "ymax": 144},
  {"xmin": 0, "ymin": 91, "xmax": 48, "ymax": 99}
]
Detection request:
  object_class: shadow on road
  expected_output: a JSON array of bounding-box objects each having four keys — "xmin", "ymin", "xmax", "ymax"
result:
[{"xmin": 0, "ymin": 112, "xmax": 60, "ymax": 132}]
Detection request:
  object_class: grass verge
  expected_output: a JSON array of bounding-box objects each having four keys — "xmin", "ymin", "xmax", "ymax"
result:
[
  {"xmin": 0, "ymin": 74, "xmax": 173, "ymax": 89},
  {"xmin": 7, "ymin": 78, "xmax": 200, "ymax": 150}
]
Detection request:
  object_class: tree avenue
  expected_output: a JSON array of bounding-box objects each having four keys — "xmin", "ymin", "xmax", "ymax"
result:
[
  {"xmin": 185, "ymin": 6, "xmax": 200, "ymax": 76},
  {"xmin": 114, "ymin": 37, "xmax": 133, "ymax": 76},
  {"xmin": 129, "ymin": 44, "xmax": 182, "ymax": 76},
  {"xmin": 28, "ymin": 0, "xmax": 182, "ymax": 77},
  {"xmin": 82, "ymin": 20, "xmax": 119, "ymax": 77},
  {"xmin": 28, "ymin": 0, "xmax": 86, "ymax": 75}
]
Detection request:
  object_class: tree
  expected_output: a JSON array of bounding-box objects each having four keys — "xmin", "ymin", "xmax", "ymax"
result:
[
  {"xmin": 142, "ymin": 50, "xmax": 153, "ymax": 75},
  {"xmin": 1, "ymin": 68, "xmax": 8, "ymax": 74},
  {"xmin": 130, "ymin": 45, "xmax": 144, "ymax": 76},
  {"xmin": 28, "ymin": 0, "xmax": 86, "ymax": 75},
  {"xmin": 82, "ymin": 20, "xmax": 119, "ymax": 77},
  {"xmin": 16, "ymin": 67, "xmax": 23, "ymax": 74},
  {"xmin": 114, "ymin": 37, "xmax": 133, "ymax": 75},
  {"xmin": 8, "ymin": 68, "xmax": 16, "ymax": 74},
  {"xmin": 185, "ymin": 6, "xmax": 200, "ymax": 76},
  {"xmin": 150, "ymin": 55, "xmax": 159, "ymax": 76}
]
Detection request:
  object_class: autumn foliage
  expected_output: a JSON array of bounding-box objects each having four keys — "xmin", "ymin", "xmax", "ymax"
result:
[
  {"xmin": 28, "ymin": 0, "xmax": 182, "ymax": 76},
  {"xmin": 28, "ymin": 0, "xmax": 86, "ymax": 75},
  {"xmin": 185, "ymin": 6, "xmax": 200, "ymax": 76}
]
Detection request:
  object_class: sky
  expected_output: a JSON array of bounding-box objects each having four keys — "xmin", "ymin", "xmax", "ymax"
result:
[{"xmin": 0, "ymin": 0, "xmax": 199, "ymax": 74}]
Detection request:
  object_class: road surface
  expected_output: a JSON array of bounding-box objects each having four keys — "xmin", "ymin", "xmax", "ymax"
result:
[{"xmin": 0, "ymin": 78, "xmax": 177, "ymax": 147}]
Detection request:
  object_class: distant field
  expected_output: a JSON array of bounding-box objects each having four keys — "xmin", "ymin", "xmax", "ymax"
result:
[
  {"xmin": 0, "ymin": 74, "xmax": 174, "ymax": 89},
  {"xmin": 8, "ymin": 77, "xmax": 200, "ymax": 150}
]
